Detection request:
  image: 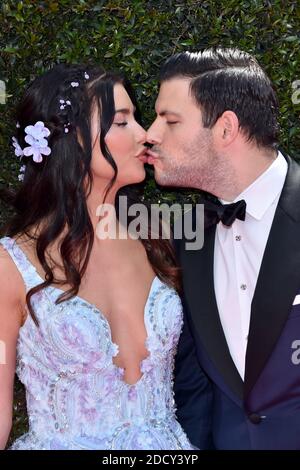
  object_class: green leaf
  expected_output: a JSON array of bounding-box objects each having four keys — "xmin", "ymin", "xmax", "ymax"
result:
[{"xmin": 124, "ymin": 47, "xmax": 135, "ymax": 56}]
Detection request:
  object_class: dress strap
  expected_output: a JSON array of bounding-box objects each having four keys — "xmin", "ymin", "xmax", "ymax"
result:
[{"xmin": 0, "ymin": 236, "xmax": 42, "ymax": 291}]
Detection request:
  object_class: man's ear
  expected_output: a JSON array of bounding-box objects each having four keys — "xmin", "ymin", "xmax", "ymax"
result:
[{"xmin": 215, "ymin": 110, "xmax": 240, "ymax": 147}]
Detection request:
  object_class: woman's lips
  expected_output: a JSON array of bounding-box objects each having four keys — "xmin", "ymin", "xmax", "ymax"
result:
[
  {"xmin": 137, "ymin": 153, "xmax": 149, "ymax": 163},
  {"xmin": 136, "ymin": 149, "xmax": 148, "ymax": 163},
  {"xmin": 145, "ymin": 149, "xmax": 160, "ymax": 164}
]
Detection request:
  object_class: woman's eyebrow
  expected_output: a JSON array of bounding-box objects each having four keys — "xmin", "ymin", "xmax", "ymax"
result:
[{"xmin": 115, "ymin": 106, "xmax": 136, "ymax": 114}]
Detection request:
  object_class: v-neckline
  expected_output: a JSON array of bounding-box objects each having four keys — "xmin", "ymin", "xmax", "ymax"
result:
[{"xmin": 47, "ymin": 275, "xmax": 160, "ymax": 389}]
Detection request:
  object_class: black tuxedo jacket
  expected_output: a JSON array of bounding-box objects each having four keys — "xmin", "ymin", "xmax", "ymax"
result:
[{"xmin": 174, "ymin": 154, "xmax": 300, "ymax": 449}]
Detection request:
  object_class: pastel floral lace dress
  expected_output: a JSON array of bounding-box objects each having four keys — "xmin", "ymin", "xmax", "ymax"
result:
[{"xmin": 0, "ymin": 236, "xmax": 194, "ymax": 450}]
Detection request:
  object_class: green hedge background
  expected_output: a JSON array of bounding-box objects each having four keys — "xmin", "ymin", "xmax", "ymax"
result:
[{"xmin": 0, "ymin": 0, "xmax": 299, "ymax": 445}]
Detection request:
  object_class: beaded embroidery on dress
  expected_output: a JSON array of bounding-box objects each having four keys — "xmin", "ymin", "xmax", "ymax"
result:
[{"xmin": 0, "ymin": 236, "xmax": 194, "ymax": 450}]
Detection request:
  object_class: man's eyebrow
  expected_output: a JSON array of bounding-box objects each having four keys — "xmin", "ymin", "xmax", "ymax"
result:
[
  {"xmin": 156, "ymin": 110, "xmax": 182, "ymax": 117},
  {"xmin": 115, "ymin": 106, "xmax": 136, "ymax": 114}
]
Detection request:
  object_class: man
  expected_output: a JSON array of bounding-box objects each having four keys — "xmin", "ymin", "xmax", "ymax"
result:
[{"xmin": 146, "ymin": 48, "xmax": 300, "ymax": 449}]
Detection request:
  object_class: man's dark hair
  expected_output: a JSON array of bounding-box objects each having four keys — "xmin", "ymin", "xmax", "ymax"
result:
[{"xmin": 160, "ymin": 48, "xmax": 279, "ymax": 149}]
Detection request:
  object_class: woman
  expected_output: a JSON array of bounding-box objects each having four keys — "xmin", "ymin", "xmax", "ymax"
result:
[{"xmin": 0, "ymin": 64, "xmax": 194, "ymax": 450}]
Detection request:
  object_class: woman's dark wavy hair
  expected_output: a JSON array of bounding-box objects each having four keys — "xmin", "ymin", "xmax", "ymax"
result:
[
  {"xmin": 160, "ymin": 48, "xmax": 280, "ymax": 149},
  {"xmin": 0, "ymin": 63, "xmax": 180, "ymax": 325}
]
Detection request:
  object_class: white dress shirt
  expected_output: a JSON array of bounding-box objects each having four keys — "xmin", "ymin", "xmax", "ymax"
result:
[{"xmin": 214, "ymin": 152, "xmax": 288, "ymax": 380}]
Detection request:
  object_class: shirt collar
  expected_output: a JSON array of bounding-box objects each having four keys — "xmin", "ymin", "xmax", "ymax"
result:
[{"xmin": 221, "ymin": 151, "xmax": 288, "ymax": 221}]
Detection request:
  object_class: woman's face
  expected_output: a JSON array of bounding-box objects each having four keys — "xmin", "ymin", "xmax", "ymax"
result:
[{"xmin": 90, "ymin": 83, "xmax": 147, "ymax": 188}]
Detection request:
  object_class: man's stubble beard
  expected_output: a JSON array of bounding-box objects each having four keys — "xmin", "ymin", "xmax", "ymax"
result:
[{"xmin": 154, "ymin": 132, "xmax": 230, "ymax": 194}]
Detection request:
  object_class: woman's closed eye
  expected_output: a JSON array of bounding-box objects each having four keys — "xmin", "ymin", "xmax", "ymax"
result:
[{"xmin": 114, "ymin": 122, "xmax": 128, "ymax": 127}]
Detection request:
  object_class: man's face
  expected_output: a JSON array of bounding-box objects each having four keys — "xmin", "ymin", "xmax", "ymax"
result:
[{"xmin": 147, "ymin": 78, "xmax": 218, "ymax": 189}]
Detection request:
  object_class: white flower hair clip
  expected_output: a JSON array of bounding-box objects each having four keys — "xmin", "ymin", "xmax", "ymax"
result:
[
  {"xmin": 64, "ymin": 122, "xmax": 70, "ymax": 133},
  {"xmin": 12, "ymin": 136, "xmax": 24, "ymax": 158},
  {"xmin": 23, "ymin": 121, "xmax": 51, "ymax": 163},
  {"xmin": 59, "ymin": 99, "xmax": 71, "ymax": 110},
  {"xmin": 12, "ymin": 121, "xmax": 51, "ymax": 164},
  {"xmin": 18, "ymin": 165, "xmax": 26, "ymax": 181}
]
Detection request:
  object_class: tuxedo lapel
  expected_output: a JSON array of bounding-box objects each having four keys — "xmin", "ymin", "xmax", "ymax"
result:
[
  {"xmin": 179, "ymin": 223, "xmax": 244, "ymax": 401},
  {"xmin": 245, "ymin": 156, "xmax": 300, "ymax": 397}
]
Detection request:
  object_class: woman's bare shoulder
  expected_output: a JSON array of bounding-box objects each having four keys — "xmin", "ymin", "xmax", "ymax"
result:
[
  {"xmin": 0, "ymin": 244, "xmax": 26, "ymax": 304},
  {"xmin": 0, "ymin": 244, "xmax": 12, "ymax": 263}
]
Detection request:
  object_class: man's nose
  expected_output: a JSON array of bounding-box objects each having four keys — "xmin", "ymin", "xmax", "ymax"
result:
[{"xmin": 147, "ymin": 122, "xmax": 162, "ymax": 145}]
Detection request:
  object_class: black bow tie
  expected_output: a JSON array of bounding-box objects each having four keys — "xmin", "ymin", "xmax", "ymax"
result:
[{"xmin": 204, "ymin": 198, "xmax": 247, "ymax": 228}]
